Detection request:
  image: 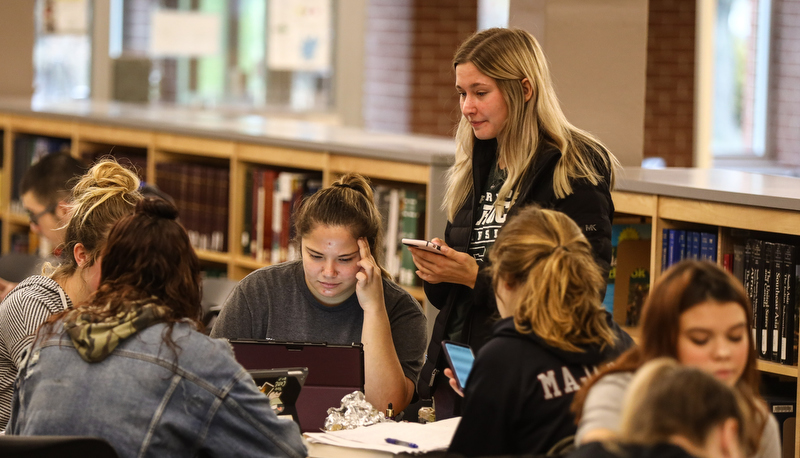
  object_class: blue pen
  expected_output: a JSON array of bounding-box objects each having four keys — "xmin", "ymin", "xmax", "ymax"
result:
[{"xmin": 385, "ymin": 438, "xmax": 419, "ymax": 449}]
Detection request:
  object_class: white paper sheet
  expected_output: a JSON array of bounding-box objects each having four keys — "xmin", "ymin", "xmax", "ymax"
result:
[{"xmin": 304, "ymin": 417, "xmax": 461, "ymax": 455}]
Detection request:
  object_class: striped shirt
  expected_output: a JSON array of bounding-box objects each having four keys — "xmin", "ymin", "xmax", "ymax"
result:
[{"xmin": 0, "ymin": 275, "xmax": 71, "ymax": 429}]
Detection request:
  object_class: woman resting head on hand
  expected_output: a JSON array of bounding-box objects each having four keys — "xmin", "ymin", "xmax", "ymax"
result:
[
  {"xmin": 573, "ymin": 260, "xmax": 780, "ymax": 458},
  {"xmin": 7, "ymin": 198, "xmax": 307, "ymax": 458},
  {"xmin": 211, "ymin": 172, "xmax": 427, "ymax": 414}
]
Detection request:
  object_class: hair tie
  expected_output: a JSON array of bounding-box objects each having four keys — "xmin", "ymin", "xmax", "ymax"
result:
[
  {"xmin": 551, "ymin": 245, "xmax": 569, "ymax": 255},
  {"xmin": 333, "ymin": 183, "xmax": 355, "ymax": 190}
]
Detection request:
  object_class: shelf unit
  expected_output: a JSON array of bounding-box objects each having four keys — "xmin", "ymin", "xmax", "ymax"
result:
[
  {"xmin": 0, "ymin": 99, "xmax": 454, "ymax": 303},
  {"xmin": 613, "ymin": 167, "xmax": 800, "ymax": 457}
]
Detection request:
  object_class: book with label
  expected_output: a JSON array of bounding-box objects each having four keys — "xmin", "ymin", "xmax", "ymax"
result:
[
  {"xmin": 781, "ymin": 246, "xmax": 797, "ymax": 365},
  {"xmin": 760, "ymin": 242, "xmax": 775, "ymax": 360}
]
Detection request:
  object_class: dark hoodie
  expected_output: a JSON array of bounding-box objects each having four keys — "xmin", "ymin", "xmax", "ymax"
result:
[
  {"xmin": 567, "ymin": 441, "xmax": 701, "ymax": 458},
  {"xmin": 448, "ymin": 317, "xmax": 624, "ymax": 457}
]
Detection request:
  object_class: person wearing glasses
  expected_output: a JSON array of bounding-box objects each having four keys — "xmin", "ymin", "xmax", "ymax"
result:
[
  {"xmin": 19, "ymin": 152, "xmax": 87, "ymax": 252},
  {"xmin": 0, "ymin": 153, "xmax": 87, "ymax": 300}
]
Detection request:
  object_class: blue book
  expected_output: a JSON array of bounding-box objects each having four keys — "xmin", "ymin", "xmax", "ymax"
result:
[
  {"xmin": 688, "ymin": 231, "xmax": 700, "ymax": 260},
  {"xmin": 662, "ymin": 228, "xmax": 669, "ymax": 273},
  {"xmin": 700, "ymin": 232, "xmax": 718, "ymax": 262},
  {"xmin": 678, "ymin": 230, "xmax": 687, "ymax": 263},
  {"xmin": 668, "ymin": 230, "xmax": 686, "ymax": 268}
]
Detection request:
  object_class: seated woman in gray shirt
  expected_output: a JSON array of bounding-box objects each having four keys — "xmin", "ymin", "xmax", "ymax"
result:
[{"xmin": 211, "ymin": 173, "xmax": 427, "ymax": 412}]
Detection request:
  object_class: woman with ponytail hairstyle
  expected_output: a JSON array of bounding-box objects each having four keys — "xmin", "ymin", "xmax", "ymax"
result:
[
  {"xmin": 447, "ymin": 206, "xmax": 626, "ymax": 457},
  {"xmin": 212, "ymin": 173, "xmax": 426, "ymax": 413}
]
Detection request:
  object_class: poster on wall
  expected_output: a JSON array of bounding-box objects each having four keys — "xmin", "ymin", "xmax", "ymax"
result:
[
  {"xmin": 267, "ymin": 0, "xmax": 332, "ymax": 72},
  {"xmin": 149, "ymin": 10, "xmax": 221, "ymax": 57},
  {"xmin": 45, "ymin": 0, "xmax": 89, "ymax": 34}
]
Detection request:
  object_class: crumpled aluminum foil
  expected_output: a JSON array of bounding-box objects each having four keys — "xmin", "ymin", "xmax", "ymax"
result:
[{"xmin": 323, "ymin": 391, "xmax": 390, "ymax": 430}]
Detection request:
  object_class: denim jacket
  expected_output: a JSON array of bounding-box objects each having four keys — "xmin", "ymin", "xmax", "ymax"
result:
[{"xmin": 7, "ymin": 321, "xmax": 307, "ymax": 458}]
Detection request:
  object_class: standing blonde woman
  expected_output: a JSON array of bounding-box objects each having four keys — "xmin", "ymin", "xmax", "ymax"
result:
[
  {"xmin": 0, "ymin": 159, "xmax": 141, "ymax": 428},
  {"xmin": 409, "ymin": 27, "xmax": 621, "ymax": 418},
  {"xmin": 447, "ymin": 206, "xmax": 628, "ymax": 457}
]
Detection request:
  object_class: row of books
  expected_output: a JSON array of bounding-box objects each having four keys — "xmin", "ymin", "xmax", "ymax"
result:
[
  {"xmin": 736, "ymin": 239, "xmax": 799, "ymax": 365},
  {"xmin": 10, "ymin": 135, "xmax": 71, "ymax": 213},
  {"xmin": 241, "ymin": 167, "xmax": 322, "ymax": 264},
  {"xmin": 660, "ymin": 229, "xmax": 717, "ymax": 272},
  {"xmin": 375, "ymin": 185, "xmax": 425, "ymax": 287},
  {"xmin": 156, "ymin": 162, "xmax": 229, "ymax": 253}
]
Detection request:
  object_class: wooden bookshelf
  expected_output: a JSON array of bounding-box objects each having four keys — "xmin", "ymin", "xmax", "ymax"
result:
[
  {"xmin": 614, "ymin": 169, "xmax": 800, "ymax": 457},
  {"xmin": 0, "ymin": 98, "xmax": 452, "ymax": 303}
]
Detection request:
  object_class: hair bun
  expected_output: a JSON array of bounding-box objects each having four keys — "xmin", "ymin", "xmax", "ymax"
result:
[{"xmin": 137, "ymin": 197, "xmax": 178, "ymax": 220}]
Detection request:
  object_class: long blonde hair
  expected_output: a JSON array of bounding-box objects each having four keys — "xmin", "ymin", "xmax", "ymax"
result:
[
  {"xmin": 487, "ymin": 205, "xmax": 615, "ymax": 352},
  {"xmin": 52, "ymin": 159, "xmax": 142, "ymax": 280},
  {"xmin": 445, "ymin": 27, "xmax": 619, "ymax": 221}
]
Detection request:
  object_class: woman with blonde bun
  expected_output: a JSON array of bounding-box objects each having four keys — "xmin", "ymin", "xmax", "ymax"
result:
[{"xmin": 0, "ymin": 159, "xmax": 141, "ymax": 429}]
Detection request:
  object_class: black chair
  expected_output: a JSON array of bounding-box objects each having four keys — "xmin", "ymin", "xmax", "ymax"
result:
[
  {"xmin": 0, "ymin": 435, "xmax": 119, "ymax": 458},
  {"xmin": 201, "ymin": 277, "xmax": 239, "ymax": 332},
  {"xmin": 0, "ymin": 252, "xmax": 45, "ymax": 282}
]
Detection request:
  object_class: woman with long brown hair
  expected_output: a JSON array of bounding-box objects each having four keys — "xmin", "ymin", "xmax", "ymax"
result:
[
  {"xmin": 573, "ymin": 260, "xmax": 780, "ymax": 458},
  {"xmin": 8, "ymin": 198, "xmax": 307, "ymax": 458},
  {"xmin": 571, "ymin": 359, "xmax": 747, "ymax": 458}
]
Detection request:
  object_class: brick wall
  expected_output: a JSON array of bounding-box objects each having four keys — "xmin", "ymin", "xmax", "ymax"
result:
[
  {"xmin": 410, "ymin": 0, "xmax": 478, "ymax": 136},
  {"xmin": 362, "ymin": 0, "xmax": 414, "ymax": 134},
  {"xmin": 642, "ymin": 0, "xmax": 696, "ymax": 167},
  {"xmin": 362, "ymin": 0, "xmax": 477, "ymax": 136},
  {"xmin": 770, "ymin": 0, "xmax": 800, "ymax": 166}
]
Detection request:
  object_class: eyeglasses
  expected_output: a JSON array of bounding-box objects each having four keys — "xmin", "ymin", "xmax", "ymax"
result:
[{"xmin": 26, "ymin": 203, "xmax": 57, "ymax": 226}]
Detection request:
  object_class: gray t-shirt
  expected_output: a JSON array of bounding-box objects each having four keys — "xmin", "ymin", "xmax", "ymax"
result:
[
  {"xmin": 577, "ymin": 372, "xmax": 781, "ymax": 458},
  {"xmin": 211, "ymin": 260, "xmax": 427, "ymax": 383}
]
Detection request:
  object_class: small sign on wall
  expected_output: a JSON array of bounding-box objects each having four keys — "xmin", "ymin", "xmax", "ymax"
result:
[
  {"xmin": 45, "ymin": 0, "xmax": 89, "ymax": 34},
  {"xmin": 149, "ymin": 10, "xmax": 221, "ymax": 57},
  {"xmin": 267, "ymin": 0, "xmax": 332, "ymax": 72}
]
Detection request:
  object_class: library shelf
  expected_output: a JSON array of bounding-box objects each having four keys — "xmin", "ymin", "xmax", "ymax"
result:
[
  {"xmin": 614, "ymin": 168, "xmax": 800, "ymax": 457},
  {"xmin": 756, "ymin": 359, "xmax": 798, "ymax": 379},
  {"xmin": 0, "ymin": 97, "xmax": 448, "ymax": 306}
]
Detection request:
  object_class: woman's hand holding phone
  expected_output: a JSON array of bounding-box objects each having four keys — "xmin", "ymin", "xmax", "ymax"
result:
[
  {"xmin": 408, "ymin": 238, "xmax": 479, "ymax": 287},
  {"xmin": 444, "ymin": 368, "xmax": 464, "ymax": 398}
]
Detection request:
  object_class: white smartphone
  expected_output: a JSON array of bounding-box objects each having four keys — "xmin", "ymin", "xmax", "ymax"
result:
[{"xmin": 401, "ymin": 238, "xmax": 444, "ymax": 255}]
